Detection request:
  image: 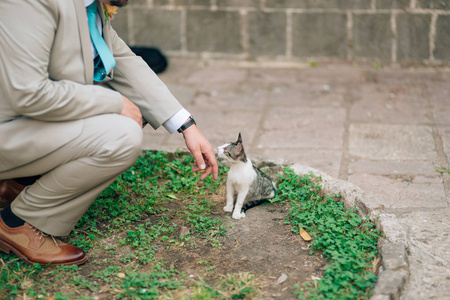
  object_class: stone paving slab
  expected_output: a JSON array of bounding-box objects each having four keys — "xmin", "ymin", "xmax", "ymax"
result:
[
  {"xmin": 348, "ymin": 173, "xmax": 447, "ymax": 209},
  {"xmin": 143, "ymin": 59, "xmax": 450, "ymax": 300},
  {"xmin": 261, "ymin": 148, "xmax": 342, "ymax": 178},
  {"xmin": 260, "ymin": 106, "xmax": 346, "ymax": 149},
  {"xmin": 349, "ymin": 123, "xmax": 437, "ymax": 160},
  {"xmin": 350, "ymin": 84, "xmax": 431, "ymax": 124},
  {"xmin": 269, "ymin": 83, "xmax": 347, "ymax": 107},
  {"xmin": 398, "ymin": 209, "xmax": 450, "ymax": 300}
]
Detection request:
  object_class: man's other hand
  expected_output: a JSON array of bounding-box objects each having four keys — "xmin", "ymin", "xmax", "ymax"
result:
[{"xmin": 121, "ymin": 96, "xmax": 142, "ymax": 127}]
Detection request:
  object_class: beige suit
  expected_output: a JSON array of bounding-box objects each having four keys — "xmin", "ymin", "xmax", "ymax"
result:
[
  {"xmin": 0, "ymin": 0, "xmax": 182, "ymax": 172},
  {"xmin": 0, "ymin": 0, "xmax": 183, "ymax": 235}
]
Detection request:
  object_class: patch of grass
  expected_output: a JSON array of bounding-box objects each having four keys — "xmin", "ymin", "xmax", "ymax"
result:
[
  {"xmin": 1, "ymin": 151, "xmax": 380, "ymax": 299},
  {"xmin": 185, "ymin": 273, "xmax": 259, "ymax": 299},
  {"xmin": 276, "ymin": 168, "xmax": 381, "ymax": 299},
  {"xmin": 117, "ymin": 265, "xmax": 183, "ymax": 299},
  {"xmin": 0, "ymin": 257, "xmax": 46, "ymax": 299}
]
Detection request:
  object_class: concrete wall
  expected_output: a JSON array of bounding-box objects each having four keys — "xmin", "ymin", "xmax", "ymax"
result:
[{"xmin": 112, "ymin": 0, "xmax": 450, "ymax": 65}]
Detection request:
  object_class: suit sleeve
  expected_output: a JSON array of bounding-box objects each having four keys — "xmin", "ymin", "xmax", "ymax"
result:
[
  {"xmin": 106, "ymin": 25, "xmax": 183, "ymax": 130},
  {"xmin": 0, "ymin": 1, "xmax": 123, "ymax": 122}
]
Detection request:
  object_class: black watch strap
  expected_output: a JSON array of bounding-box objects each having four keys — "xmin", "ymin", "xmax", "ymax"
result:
[{"xmin": 177, "ymin": 116, "xmax": 196, "ymax": 133}]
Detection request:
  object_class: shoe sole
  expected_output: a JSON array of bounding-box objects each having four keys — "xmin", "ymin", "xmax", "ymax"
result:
[{"xmin": 0, "ymin": 238, "xmax": 88, "ymax": 267}]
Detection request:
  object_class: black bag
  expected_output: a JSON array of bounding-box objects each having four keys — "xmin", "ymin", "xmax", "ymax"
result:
[{"xmin": 130, "ymin": 46, "xmax": 168, "ymax": 74}]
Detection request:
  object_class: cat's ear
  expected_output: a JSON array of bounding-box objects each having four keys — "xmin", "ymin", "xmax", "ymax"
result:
[
  {"xmin": 235, "ymin": 133, "xmax": 247, "ymax": 163},
  {"xmin": 237, "ymin": 132, "xmax": 243, "ymax": 144}
]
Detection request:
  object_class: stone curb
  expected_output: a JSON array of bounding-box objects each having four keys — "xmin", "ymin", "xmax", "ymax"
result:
[{"xmin": 266, "ymin": 161, "xmax": 410, "ymax": 300}]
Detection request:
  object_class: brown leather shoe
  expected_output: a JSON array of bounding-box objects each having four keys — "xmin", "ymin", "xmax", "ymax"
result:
[
  {"xmin": 0, "ymin": 180, "xmax": 25, "ymax": 209},
  {"xmin": 0, "ymin": 218, "xmax": 87, "ymax": 266}
]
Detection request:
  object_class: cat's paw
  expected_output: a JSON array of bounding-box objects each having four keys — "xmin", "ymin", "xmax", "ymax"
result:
[
  {"xmin": 232, "ymin": 212, "xmax": 246, "ymax": 219},
  {"xmin": 223, "ymin": 205, "xmax": 233, "ymax": 212}
]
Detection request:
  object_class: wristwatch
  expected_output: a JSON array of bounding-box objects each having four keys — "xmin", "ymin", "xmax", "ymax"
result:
[{"xmin": 177, "ymin": 116, "xmax": 196, "ymax": 133}]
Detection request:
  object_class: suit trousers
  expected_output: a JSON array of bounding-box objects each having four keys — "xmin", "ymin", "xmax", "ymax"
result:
[{"xmin": 0, "ymin": 114, "xmax": 143, "ymax": 236}]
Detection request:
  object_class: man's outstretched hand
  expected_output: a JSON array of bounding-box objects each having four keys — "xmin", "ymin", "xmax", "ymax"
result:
[{"xmin": 182, "ymin": 125, "xmax": 219, "ymax": 181}]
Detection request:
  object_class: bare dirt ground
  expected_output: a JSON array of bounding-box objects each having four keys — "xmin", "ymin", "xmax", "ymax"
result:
[{"xmin": 78, "ymin": 196, "xmax": 326, "ymax": 299}]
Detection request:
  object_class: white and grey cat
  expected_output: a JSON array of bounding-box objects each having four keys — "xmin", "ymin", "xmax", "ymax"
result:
[{"xmin": 217, "ymin": 133, "xmax": 277, "ymax": 220}]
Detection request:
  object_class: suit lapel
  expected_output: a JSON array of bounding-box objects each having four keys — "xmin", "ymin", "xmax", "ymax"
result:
[{"xmin": 73, "ymin": 0, "xmax": 94, "ymax": 84}]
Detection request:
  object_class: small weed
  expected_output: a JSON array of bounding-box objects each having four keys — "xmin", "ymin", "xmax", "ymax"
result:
[{"xmin": 436, "ymin": 166, "xmax": 450, "ymax": 174}]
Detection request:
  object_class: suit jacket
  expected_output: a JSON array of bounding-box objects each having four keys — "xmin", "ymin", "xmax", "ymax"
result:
[{"xmin": 0, "ymin": 0, "xmax": 182, "ymax": 172}]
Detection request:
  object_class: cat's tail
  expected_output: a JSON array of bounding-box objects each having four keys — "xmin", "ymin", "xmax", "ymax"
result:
[{"xmin": 241, "ymin": 199, "xmax": 270, "ymax": 213}]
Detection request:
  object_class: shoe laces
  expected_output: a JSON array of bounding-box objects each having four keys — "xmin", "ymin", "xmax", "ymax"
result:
[{"xmin": 28, "ymin": 224, "xmax": 59, "ymax": 248}]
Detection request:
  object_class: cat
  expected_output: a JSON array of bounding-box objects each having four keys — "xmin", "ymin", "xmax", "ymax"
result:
[{"xmin": 217, "ymin": 133, "xmax": 277, "ymax": 220}]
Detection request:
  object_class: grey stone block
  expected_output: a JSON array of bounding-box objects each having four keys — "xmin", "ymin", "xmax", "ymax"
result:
[
  {"xmin": 259, "ymin": 107, "xmax": 346, "ymax": 149},
  {"xmin": 174, "ymin": 0, "xmax": 211, "ymax": 6},
  {"xmin": 185, "ymin": 68, "xmax": 248, "ymax": 83},
  {"xmin": 397, "ymin": 209, "xmax": 450, "ymax": 300},
  {"xmin": 381, "ymin": 243, "xmax": 408, "ymax": 270},
  {"xmin": 377, "ymin": 214, "xmax": 407, "ymax": 244},
  {"xmin": 175, "ymin": 0, "xmax": 211, "ymax": 6},
  {"xmin": 397, "ymin": 14, "xmax": 431, "ymax": 61},
  {"xmin": 191, "ymin": 82, "xmax": 268, "ymax": 112},
  {"xmin": 417, "ymin": 0, "xmax": 450, "ymax": 9},
  {"xmin": 373, "ymin": 269, "xmax": 408, "ymax": 297},
  {"xmin": 443, "ymin": 134, "xmax": 450, "ymax": 160},
  {"xmin": 132, "ymin": 9, "xmax": 182, "ymax": 50},
  {"xmin": 353, "ymin": 14, "xmax": 392, "ymax": 60},
  {"xmin": 350, "ymin": 84, "xmax": 431, "ymax": 124},
  {"xmin": 129, "ymin": 0, "xmax": 148, "ymax": 5},
  {"xmin": 427, "ymin": 82, "xmax": 450, "ymax": 108},
  {"xmin": 217, "ymin": 0, "xmax": 260, "ymax": 7},
  {"xmin": 349, "ymin": 173, "xmax": 447, "ymax": 209},
  {"xmin": 265, "ymin": 0, "xmax": 371, "ymax": 9},
  {"xmin": 262, "ymin": 149, "xmax": 342, "ymax": 178},
  {"xmin": 248, "ymin": 68, "xmax": 299, "ymax": 83},
  {"xmin": 270, "ymin": 83, "xmax": 346, "ymax": 107},
  {"xmin": 154, "ymin": 0, "xmax": 170, "ymax": 6},
  {"xmin": 292, "ymin": 13, "xmax": 347, "ymax": 57},
  {"xmin": 434, "ymin": 15, "xmax": 450, "ymax": 60},
  {"xmin": 349, "ymin": 123, "xmax": 436, "ymax": 160},
  {"xmin": 247, "ymin": 12, "xmax": 286, "ymax": 58},
  {"xmin": 186, "ymin": 10, "xmax": 242, "ymax": 53},
  {"xmin": 111, "ymin": 10, "xmax": 129, "ymax": 44},
  {"xmin": 376, "ymin": 0, "xmax": 411, "ymax": 9},
  {"xmin": 370, "ymin": 295, "xmax": 390, "ymax": 300},
  {"xmin": 349, "ymin": 159, "xmax": 439, "ymax": 178}
]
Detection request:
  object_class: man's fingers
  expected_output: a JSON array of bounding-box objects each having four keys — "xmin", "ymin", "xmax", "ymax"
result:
[
  {"xmin": 182, "ymin": 125, "xmax": 218, "ymax": 180},
  {"xmin": 191, "ymin": 150, "xmax": 206, "ymax": 171},
  {"xmin": 200, "ymin": 167, "xmax": 212, "ymax": 180},
  {"xmin": 203, "ymin": 150, "xmax": 219, "ymax": 180}
]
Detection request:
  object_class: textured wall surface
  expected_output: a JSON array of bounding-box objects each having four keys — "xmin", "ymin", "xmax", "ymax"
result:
[{"xmin": 112, "ymin": 0, "xmax": 450, "ymax": 65}]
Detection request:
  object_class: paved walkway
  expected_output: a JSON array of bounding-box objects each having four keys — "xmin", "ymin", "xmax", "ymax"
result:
[{"xmin": 142, "ymin": 59, "xmax": 450, "ymax": 300}]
